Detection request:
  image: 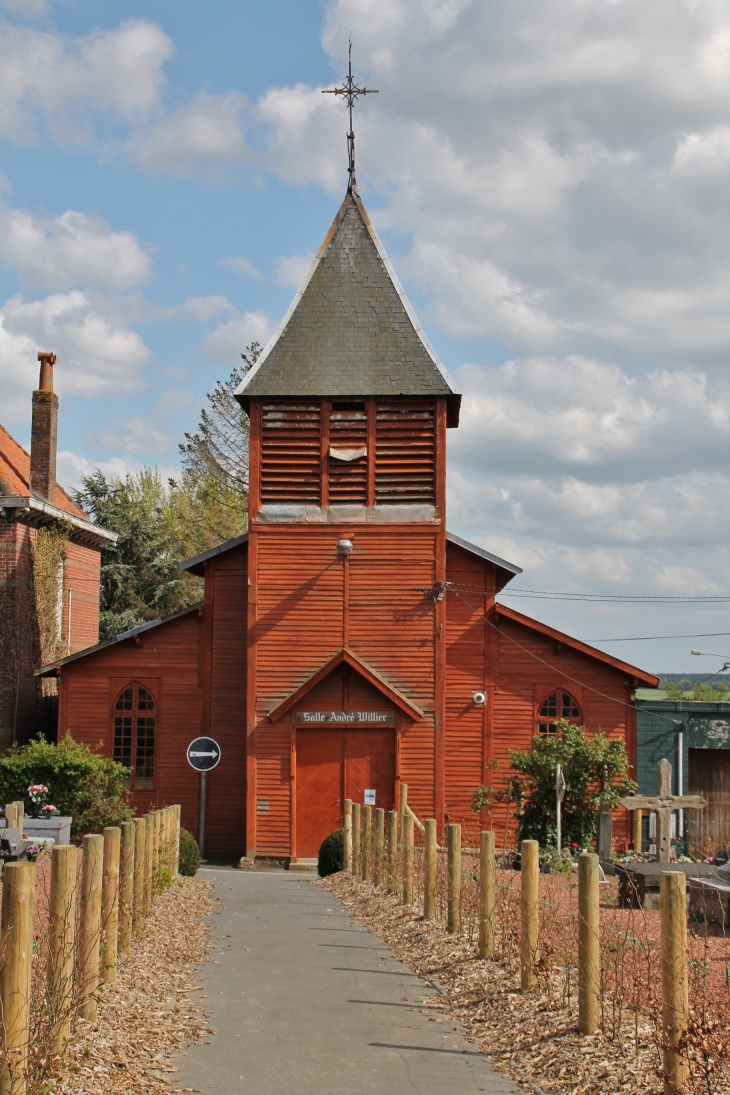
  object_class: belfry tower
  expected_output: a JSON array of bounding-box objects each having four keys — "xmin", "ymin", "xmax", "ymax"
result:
[{"xmin": 236, "ymin": 189, "xmax": 462, "ymax": 860}]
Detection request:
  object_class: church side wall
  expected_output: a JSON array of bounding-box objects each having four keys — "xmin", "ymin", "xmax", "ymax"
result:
[
  {"xmin": 57, "ymin": 611, "xmax": 203, "ymax": 842},
  {"xmin": 444, "ymin": 543, "xmax": 491, "ymax": 835},
  {"xmin": 203, "ymin": 547, "xmax": 249, "ymax": 856},
  {"xmin": 494, "ymin": 615, "xmax": 633, "ymax": 845}
]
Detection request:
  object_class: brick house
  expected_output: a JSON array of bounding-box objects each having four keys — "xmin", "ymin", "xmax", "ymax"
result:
[{"xmin": 0, "ymin": 352, "xmax": 116, "ymax": 746}]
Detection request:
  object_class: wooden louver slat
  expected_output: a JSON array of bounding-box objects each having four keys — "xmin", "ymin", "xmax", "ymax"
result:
[
  {"xmin": 375, "ymin": 400, "xmax": 435, "ymax": 504},
  {"xmin": 261, "ymin": 401, "xmax": 321, "ymax": 504},
  {"xmin": 328, "ymin": 406, "xmax": 368, "ymax": 504}
]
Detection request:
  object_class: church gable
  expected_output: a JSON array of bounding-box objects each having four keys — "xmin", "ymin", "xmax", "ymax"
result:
[{"xmin": 237, "ymin": 194, "xmax": 460, "ymax": 424}]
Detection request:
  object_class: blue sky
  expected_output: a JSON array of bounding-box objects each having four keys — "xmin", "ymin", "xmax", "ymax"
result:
[{"xmin": 2, "ymin": 0, "xmax": 730, "ymax": 674}]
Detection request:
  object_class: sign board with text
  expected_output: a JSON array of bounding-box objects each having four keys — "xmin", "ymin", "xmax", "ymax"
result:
[{"xmin": 295, "ymin": 710, "xmax": 395, "ymax": 726}]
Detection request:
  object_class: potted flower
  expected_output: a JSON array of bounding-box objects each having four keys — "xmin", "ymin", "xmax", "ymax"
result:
[
  {"xmin": 25, "ymin": 843, "xmax": 41, "ymax": 862},
  {"xmin": 41, "ymin": 804, "xmax": 59, "ymax": 817},
  {"xmin": 27, "ymin": 784, "xmax": 50, "ymax": 818}
]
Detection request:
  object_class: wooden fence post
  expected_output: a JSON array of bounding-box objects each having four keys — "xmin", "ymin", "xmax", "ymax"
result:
[
  {"xmin": 402, "ymin": 811, "xmax": 414, "ymax": 904},
  {"xmin": 119, "ymin": 822, "xmax": 135, "ymax": 955},
  {"xmin": 399, "ymin": 783, "xmax": 408, "ymax": 829},
  {"xmin": 48, "ymin": 846, "xmax": 77, "ymax": 1054},
  {"xmin": 133, "ymin": 817, "xmax": 145, "ymax": 935},
  {"xmin": 101, "ymin": 827, "xmax": 121, "ymax": 983},
  {"xmin": 153, "ymin": 810, "xmax": 161, "ymax": 894},
  {"xmin": 362, "ymin": 805, "xmax": 372, "ymax": 881},
  {"xmin": 578, "ymin": 852, "xmax": 600, "ymax": 1034},
  {"xmin": 173, "ymin": 804, "xmax": 181, "ymax": 877},
  {"xmin": 423, "ymin": 818, "xmax": 437, "ymax": 920},
  {"xmin": 661, "ymin": 871, "xmax": 688, "ymax": 1095},
  {"xmin": 520, "ymin": 839, "xmax": 539, "ymax": 991},
  {"xmin": 374, "ymin": 808, "xmax": 385, "ymax": 888},
  {"xmin": 144, "ymin": 813, "xmax": 155, "ymax": 914},
  {"xmin": 79, "ymin": 834, "xmax": 104, "ymax": 1022},
  {"xmin": 352, "ymin": 804, "xmax": 361, "ymax": 876},
  {"xmin": 386, "ymin": 810, "xmax": 398, "ymax": 894},
  {"xmin": 479, "ymin": 830, "xmax": 496, "ymax": 958},
  {"xmin": 633, "ymin": 809, "xmax": 643, "ymax": 854},
  {"xmin": 447, "ymin": 823, "xmax": 461, "ymax": 933},
  {"xmin": 343, "ymin": 799, "xmax": 353, "ymax": 872},
  {"xmin": 0, "ymin": 861, "xmax": 36, "ymax": 1095}
]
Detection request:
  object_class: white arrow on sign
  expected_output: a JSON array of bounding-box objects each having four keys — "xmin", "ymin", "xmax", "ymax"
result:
[{"xmin": 190, "ymin": 750, "xmax": 218, "ymax": 758}]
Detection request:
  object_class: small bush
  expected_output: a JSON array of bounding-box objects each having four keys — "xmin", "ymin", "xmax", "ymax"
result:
[
  {"xmin": 0, "ymin": 734, "xmax": 133, "ymax": 835},
  {"xmin": 318, "ymin": 828, "xmax": 344, "ymax": 877},
  {"xmin": 179, "ymin": 828, "xmax": 200, "ymax": 876}
]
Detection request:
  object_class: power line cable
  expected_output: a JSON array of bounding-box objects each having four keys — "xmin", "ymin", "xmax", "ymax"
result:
[{"xmin": 586, "ymin": 635, "xmax": 730, "ymax": 639}]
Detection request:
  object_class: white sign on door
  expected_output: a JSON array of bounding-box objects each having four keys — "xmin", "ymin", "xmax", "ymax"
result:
[{"xmin": 364, "ymin": 789, "xmax": 376, "ymax": 806}]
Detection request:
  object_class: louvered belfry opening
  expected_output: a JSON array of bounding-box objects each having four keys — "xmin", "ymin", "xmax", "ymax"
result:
[
  {"xmin": 259, "ymin": 396, "xmax": 438, "ymax": 509},
  {"xmin": 328, "ymin": 400, "xmax": 368, "ymax": 504},
  {"xmin": 375, "ymin": 399, "xmax": 435, "ymax": 504},
  {"xmin": 261, "ymin": 400, "xmax": 322, "ymax": 504}
]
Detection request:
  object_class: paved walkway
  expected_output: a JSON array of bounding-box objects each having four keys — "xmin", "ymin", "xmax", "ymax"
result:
[{"xmin": 174, "ymin": 868, "xmax": 520, "ymax": 1095}]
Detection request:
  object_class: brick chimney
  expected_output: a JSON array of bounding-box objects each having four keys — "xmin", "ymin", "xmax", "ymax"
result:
[{"xmin": 30, "ymin": 352, "xmax": 58, "ymax": 501}]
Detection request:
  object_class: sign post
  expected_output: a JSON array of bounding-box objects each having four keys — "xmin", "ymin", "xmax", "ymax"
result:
[
  {"xmin": 187, "ymin": 737, "xmax": 221, "ymax": 861},
  {"xmin": 556, "ymin": 763, "xmax": 566, "ymax": 854}
]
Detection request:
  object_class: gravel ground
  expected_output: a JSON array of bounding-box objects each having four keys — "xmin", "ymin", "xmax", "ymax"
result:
[{"xmin": 56, "ymin": 876, "xmax": 213, "ymax": 1095}]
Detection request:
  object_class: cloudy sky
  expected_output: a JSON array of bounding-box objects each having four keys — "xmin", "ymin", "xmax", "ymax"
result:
[{"xmin": 1, "ymin": 0, "xmax": 730, "ymax": 674}]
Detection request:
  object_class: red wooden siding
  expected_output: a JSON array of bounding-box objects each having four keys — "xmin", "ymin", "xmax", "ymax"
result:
[
  {"xmin": 203, "ymin": 546, "xmax": 249, "ymax": 854},
  {"xmin": 58, "ymin": 610, "xmax": 203, "ymax": 840},
  {"xmin": 251, "ymin": 524, "xmax": 439, "ymax": 853},
  {"xmin": 444, "ymin": 543, "xmax": 489, "ymax": 826}
]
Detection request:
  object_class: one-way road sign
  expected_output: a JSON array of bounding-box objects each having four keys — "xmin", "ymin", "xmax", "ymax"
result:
[{"xmin": 187, "ymin": 736, "xmax": 221, "ymax": 772}]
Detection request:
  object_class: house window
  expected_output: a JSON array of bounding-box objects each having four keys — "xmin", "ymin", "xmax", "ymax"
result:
[
  {"xmin": 537, "ymin": 690, "xmax": 581, "ymax": 736},
  {"xmin": 113, "ymin": 683, "xmax": 156, "ymax": 790}
]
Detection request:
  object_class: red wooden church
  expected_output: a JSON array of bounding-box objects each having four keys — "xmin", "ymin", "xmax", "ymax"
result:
[{"xmin": 40, "ymin": 187, "xmax": 658, "ymax": 861}]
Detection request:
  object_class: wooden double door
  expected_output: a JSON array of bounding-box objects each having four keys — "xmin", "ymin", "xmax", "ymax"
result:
[
  {"xmin": 295, "ymin": 728, "xmax": 396, "ymax": 858},
  {"xmin": 689, "ymin": 749, "xmax": 730, "ymax": 854}
]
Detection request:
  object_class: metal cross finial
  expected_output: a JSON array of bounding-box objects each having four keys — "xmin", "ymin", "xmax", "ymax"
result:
[{"xmin": 322, "ymin": 40, "xmax": 378, "ymax": 191}]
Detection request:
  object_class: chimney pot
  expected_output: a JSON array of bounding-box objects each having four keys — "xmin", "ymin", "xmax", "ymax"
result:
[
  {"xmin": 37, "ymin": 351, "xmax": 56, "ymax": 392},
  {"xmin": 30, "ymin": 351, "xmax": 59, "ymax": 501}
]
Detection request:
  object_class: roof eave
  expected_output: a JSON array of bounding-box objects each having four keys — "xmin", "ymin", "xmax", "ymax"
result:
[
  {"xmin": 1, "ymin": 494, "xmax": 117, "ymax": 547},
  {"xmin": 178, "ymin": 532, "xmax": 249, "ymax": 575}
]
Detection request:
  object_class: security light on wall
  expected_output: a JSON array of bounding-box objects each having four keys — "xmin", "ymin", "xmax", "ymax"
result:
[
  {"xmin": 472, "ymin": 691, "xmax": 487, "ymax": 706},
  {"xmin": 336, "ymin": 539, "xmax": 353, "ymax": 554}
]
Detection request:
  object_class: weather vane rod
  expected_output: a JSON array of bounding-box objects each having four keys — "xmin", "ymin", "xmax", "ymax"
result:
[{"xmin": 322, "ymin": 40, "xmax": 378, "ymax": 192}]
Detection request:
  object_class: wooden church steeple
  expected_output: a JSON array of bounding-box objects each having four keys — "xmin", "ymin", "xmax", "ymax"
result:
[{"xmin": 237, "ymin": 191, "xmax": 460, "ymax": 524}]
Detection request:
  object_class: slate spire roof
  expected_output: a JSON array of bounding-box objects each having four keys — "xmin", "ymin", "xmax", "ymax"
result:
[{"xmin": 235, "ymin": 190, "xmax": 461, "ymax": 426}]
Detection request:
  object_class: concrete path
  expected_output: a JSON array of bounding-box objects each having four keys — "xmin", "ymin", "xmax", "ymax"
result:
[{"xmin": 173, "ymin": 868, "xmax": 521, "ymax": 1095}]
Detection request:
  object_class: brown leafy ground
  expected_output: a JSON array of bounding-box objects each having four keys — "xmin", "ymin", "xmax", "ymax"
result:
[
  {"xmin": 321, "ymin": 868, "xmax": 730, "ymax": 1095},
  {"xmin": 55, "ymin": 876, "xmax": 213, "ymax": 1095}
]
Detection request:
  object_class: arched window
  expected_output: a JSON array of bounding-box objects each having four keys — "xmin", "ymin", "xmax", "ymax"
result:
[
  {"xmin": 112, "ymin": 683, "xmax": 156, "ymax": 790},
  {"xmin": 537, "ymin": 690, "xmax": 581, "ymax": 736}
]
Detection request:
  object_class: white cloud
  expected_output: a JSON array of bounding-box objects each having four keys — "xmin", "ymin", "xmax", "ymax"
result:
[
  {"xmin": 0, "ymin": 19, "xmax": 172, "ymax": 144},
  {"xmin": 0, "ymin": 317, "xmax": 40, "ymax": 423},
  {"xmin": 0, "ymin": 203, "xmax": 152, "ymax": 291},
  {"xmin": 156, "ymin": 296, "xmax": 237, "ymax": 324},
  {"xmin": 450, "ymin": 357, "xmax": 730, "ymax": 484},
  {"xmin": 129, "ymin": 91, "xmax": 248, "ymax": 178},
  {"xmin": 95, "ymin": 416, "xmax": 171, "ymax": 455},
  {"xmin": 222, "ymin": 256, "xmax": 264, "ymax": 281},
  {"xmin": 56, "ymin": 450, "xmax": 144, "ymax": 493},
  {"xmin": 202, "ymin": 309, "xmax": 273, "ymax": 364},
  {"xmin": 1, "ymin": 291, "xmax": 150, "ymax": 398},
  {"xmin": 275, "ymin": 252, "xmax": 314, "ymax": 288}
]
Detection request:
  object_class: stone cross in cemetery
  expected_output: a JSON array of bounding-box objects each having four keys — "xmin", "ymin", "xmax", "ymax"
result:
[{"xmin": 620, "ymin": 758, "xmax": 707, "ymax": 863}]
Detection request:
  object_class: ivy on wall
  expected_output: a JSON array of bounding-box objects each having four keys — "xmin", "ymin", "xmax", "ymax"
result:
[{"xmin": 30, "ymin": 519, "xmax": 72, "ymax": 669}]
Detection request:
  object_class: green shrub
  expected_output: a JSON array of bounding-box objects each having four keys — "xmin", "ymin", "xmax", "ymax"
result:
[
  {"xmin": 178, "ymin": 828, "xmax": 200, "ymax": 876},
  {"xmin": 318, "ymin": 828, "xmax": 344, "ymax": 877},
  {"xmin": 0, "ymin": 735, "xmax": 133, "ymax": 836}
]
